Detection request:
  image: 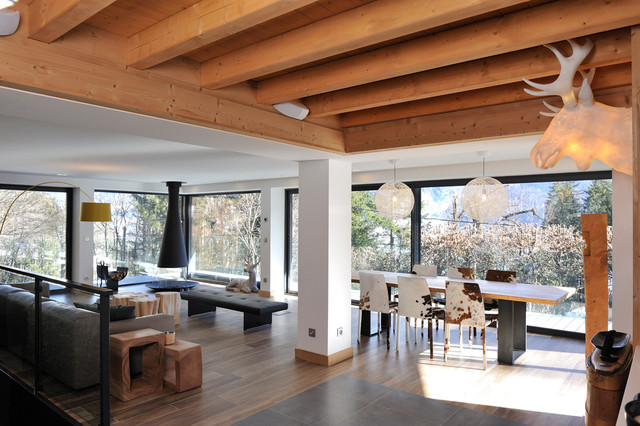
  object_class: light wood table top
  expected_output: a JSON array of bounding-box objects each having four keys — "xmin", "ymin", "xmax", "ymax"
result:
[{"xmin": 352, "ymin": 270, "xmax": 575, "ymax": 306}]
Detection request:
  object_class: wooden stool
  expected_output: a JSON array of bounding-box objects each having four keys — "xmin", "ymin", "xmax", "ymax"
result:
[
  {"xmin": 110, "ymin": 328, "xmax": 164, "ymax": 401},
  {"xmin": 164, "ymin": 339, "xmax": 202, "ymax": 392},
  {"xmin": 157, "ymin": 292, "xmax": 181, "ymax": 325}
]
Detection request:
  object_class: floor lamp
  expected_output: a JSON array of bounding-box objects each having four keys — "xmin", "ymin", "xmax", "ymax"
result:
[{"xmin": 0, "ymin": 181, "xmax": 111, "ymax": 235}]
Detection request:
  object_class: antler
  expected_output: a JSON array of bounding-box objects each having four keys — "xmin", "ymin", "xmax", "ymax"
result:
[{"xmin": 523, "ymin": 39, "xmax": 594, "ymax": 110}]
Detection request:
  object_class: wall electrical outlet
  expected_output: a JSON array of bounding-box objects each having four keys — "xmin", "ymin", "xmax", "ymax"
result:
[
  {"xmin": 308, "ymin": 328, "xmax": 316, "ymax": 337},
  {"xmin": 337, "ymin": 327, "xmax": 343, "ymax": 337}
]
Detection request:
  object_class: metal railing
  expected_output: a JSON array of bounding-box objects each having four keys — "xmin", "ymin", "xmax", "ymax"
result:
[{"xmin": 0, "ymin": 265, "xmax": 112, "ymax": 425}]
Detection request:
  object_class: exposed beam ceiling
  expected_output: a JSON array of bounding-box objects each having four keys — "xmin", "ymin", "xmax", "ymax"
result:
[{"xmin": 0, "ymin": 0, "xmax": 635, "ymax": 167}]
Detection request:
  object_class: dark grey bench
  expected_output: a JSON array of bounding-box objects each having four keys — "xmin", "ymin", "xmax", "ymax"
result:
[{"xmin": 180, "ymin": 288, "xmax": 288, "ymax": 330}]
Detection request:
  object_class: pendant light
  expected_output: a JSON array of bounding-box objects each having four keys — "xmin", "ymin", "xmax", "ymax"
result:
[
  {"xmin": 375, "ymin": 159, "xmax": 414, "ymax": 220},
  {"xmin": 461, "ymin": 152, "xmax": 508, "ymax": 223}
]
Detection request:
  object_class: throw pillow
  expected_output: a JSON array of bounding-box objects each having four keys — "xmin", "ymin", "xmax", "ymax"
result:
[{"xmin": 73, "ymin": 302, "xmax": 136, "ymax": 321}]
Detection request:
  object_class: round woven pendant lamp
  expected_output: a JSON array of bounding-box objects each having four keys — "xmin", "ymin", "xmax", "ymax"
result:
[
  {"xmin": 461, "ymin": 176, "xmax": 508, "ymax": 222},
  {"xmin": 375, "ymin": 160, "xmax": 414, "ymax": 220},
  {"xmin": 461, "ymin": 152, "xmax": 508, "ymax": 222}
]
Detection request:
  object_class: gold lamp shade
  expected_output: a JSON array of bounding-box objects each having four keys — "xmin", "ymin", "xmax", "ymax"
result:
[{"xmin": 80, "ymin": 202, "xmax": 111, "ymax": 222}]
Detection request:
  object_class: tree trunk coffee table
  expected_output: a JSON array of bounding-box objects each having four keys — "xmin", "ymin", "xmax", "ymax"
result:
[{"xmin": 110, "ymin": 328, "xmax": 164, "ymax": 401}]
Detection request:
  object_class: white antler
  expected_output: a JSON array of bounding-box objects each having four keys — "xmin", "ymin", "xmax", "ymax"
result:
[{"xmin": 523, "ymin": 39, "xmax": 594, "ymax": 110}]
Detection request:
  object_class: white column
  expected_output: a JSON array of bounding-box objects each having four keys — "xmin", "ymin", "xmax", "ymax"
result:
[
  {"xmin": 612, "ymin": 170, "xmax": 633, "ymax": 333},
  {"xmin": 259, "ymin": 187, "xmax": 286, "ymax": 297},
  {"xmin": 72, "ymin": 184, "xmax": 98, "ymax": 285},
  {"xmin": 295, "ymin": 159, "xmax": 352, "ymax": 365}
]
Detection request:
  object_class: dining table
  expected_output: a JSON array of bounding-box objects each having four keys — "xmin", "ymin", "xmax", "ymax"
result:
[{"xmin": 352, "ymin": 270, "xmax": 576, "ymax": 365}]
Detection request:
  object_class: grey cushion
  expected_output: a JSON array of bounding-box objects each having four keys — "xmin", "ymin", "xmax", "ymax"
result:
[
  {"xmin": 0, "ymin": 285, "xmax": 25, "ymax": 347},
  {"xmin": 73, "ymin": 302, "xmax": 136, "ymax": 322}
]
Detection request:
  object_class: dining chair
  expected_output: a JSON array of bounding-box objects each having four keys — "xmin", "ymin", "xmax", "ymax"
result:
[
  {"xmin": 412, "ymin": 264, "xmax": 443, "ymax": 331},
  {"xmin": 483, "ymin": 269, "xmax": 517, "ymax": 328},
  {"xmin": 447, "ymin": 266, "xmax": 475, "ymax": 280},
  {"xmin": 446, "ymin": 266, "xmax": 475, "ymax": 339},
  {"xmin": 357, "ymin": 272, "xmax": 397, "ymax": 350},
  {"xmin": 444, "ymin": 280, "xmax": 490, "ymax": 369},
  {"xmin": 396, "ymin": 276, "xmax": 442, "ymax": 358}
]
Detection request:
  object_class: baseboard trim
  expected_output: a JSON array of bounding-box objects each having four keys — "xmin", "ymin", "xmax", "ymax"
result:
[
  {"xmin": 294, "ymin": 347, "xmax": 353, "ymax": 366},
  {"xmin": 258, "ymin": 290, "xmax": 272, "ymax": 298}
]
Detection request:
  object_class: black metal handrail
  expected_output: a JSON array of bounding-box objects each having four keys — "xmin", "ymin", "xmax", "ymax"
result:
[{"xmin": 0, "ymin": 265, "xmax": 112, "ymax": 425}]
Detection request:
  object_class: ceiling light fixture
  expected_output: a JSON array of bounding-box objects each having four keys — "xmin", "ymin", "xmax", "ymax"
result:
[
  {"xmin": 461, "ymin": 152, "xmax": 508, "ymax": 223},
  {"xmin": 375, "ymin": 159, "xmax": 414, "ymax": 220},
  {"xmin": 0, "ymin": 1, "xmax": 18, "ymax": 37},
  {"xmin": 273, "ymin": 100, "xmax": 309, "ymax": 120}
]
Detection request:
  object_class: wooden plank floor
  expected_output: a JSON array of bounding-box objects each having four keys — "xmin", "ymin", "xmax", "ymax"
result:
[{"xmin": 5, "ymin": 283, "xmax": 588, "ymax": 425}]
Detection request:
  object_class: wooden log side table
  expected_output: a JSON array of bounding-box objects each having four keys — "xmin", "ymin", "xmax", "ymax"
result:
[
  {"xmin": 164, "ymin": 339, "xmax": 202, "ymax": 392},
  {"xmin": 130, "ymin": 297, "xmax": 159, "ymax": 317},
  {"xmin": 110, "ymin": 328, "xmax": 165, "ymax": 401},
  {"xmin": 157, "ymin": 292, "xmax": 181, "ymax": 325}
]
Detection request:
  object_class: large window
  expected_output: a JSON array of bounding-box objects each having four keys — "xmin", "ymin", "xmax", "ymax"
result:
[
  {"xmin": 285, "ymin": 190, "xmax": 299, "ymax": 293},
  {"xmin": 189, "ymin": 192, "xmax": 261, "ymax": 282},
  {"xmin": 419, "ymin": 175, "xmax": 612, "ymax": 329},
  {"xmin": 0, "ymin": 185, "xmax": 70, "ymax": 280},
  {"xmin": 93, "ymin": 191, "xmax": 167, "ymax": 279}
]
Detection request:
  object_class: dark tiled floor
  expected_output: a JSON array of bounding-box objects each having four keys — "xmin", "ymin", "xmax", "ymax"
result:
[{"xmin": 233, "ymin": 375, "xmax": 525, "ymax": 426}]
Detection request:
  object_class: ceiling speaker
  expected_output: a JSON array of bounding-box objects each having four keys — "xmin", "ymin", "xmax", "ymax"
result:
[
  {"xmin": 273, "ymin": 101, "xmax": 309, "ymax": 120},
  {"xmin": 0, "ymin": 8, "xmax": 19, "ymax": 36}
]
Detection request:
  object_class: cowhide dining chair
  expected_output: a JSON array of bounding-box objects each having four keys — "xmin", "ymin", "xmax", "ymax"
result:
[
  {"xmin": 446, "ymin": 266, "xmax": 475, "ymax": 340},
  {"xmin": 412, "ymin": 264, "xmax": 443, "ymax": 331},
  {"xmin": 396, "ymin": 276, "xmax": 442, "ymax": 358},
  {"xmin": 444, "ymin": 280, "xmax": 491, "ymax": 369},
  {"xmin": 483, "ymin": 269, "xmax": 517, "ymax": 328},
  {"xmin": 357, "ymin": 272, "xmax": 397, "ymax": 350}
]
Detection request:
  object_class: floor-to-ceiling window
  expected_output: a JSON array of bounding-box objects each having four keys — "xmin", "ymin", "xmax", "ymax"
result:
[
  {"xmin": 419, "ymin": 172, "xmax": 612, "ymax": 334},
  {"xmin": 285, "ymin": 190, "xmax": 299, "ymax": 293},
  {"xmin": 0, "ymin": 184, "xmax": 70, "ymax": 281},
  {"xmin": 188, "ymin": 191, "xmax": 261, "ymax": 283},
  {"xmin": 93, "ymin": 191, "xmax": 167, "ymax": 280}
]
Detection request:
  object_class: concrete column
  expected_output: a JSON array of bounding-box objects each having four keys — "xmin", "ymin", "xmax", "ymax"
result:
[
  {"xmin": 259, "ymin": 187, "xmax": 286, "ymax": 297},
  {"xmin": 612, "ymin": 170, "xmax": 633, "ymax": 333},
  {"xmin": 295, "ymin": 159, "xmax": 353, "ymax": 365}
]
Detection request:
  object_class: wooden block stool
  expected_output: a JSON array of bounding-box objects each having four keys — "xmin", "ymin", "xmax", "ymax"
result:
[
  {"xmin": 110, "ymin": 328, "xmax": 164, "ymax": 401},
  {"xmin": 164, "ymin": 339, "xmax": 202, "ymax": 392}
]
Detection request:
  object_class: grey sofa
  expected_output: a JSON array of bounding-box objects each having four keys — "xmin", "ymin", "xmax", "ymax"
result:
[{"xmin": 0, "ymin": 285, "xmax": 174, "ymax": 390}]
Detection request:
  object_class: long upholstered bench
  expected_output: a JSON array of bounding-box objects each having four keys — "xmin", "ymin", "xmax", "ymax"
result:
[{"xmin": 180, "ymin": 287, "xmax": 288, "ymax": 330}]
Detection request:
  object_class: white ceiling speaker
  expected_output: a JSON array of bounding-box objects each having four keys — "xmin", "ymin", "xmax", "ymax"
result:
[
  {"xmin": 0, "ymin": 6, "xmax": 19, "ymax": 36},
  {"xmin": 273, "ymin": 101, "xmax": 309, "ymax": 120}
]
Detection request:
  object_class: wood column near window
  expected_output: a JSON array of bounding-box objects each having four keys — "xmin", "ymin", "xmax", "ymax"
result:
[
  {"xmin": 582, "ymin": 213, "xmax": 609, "ymax": 357},
  {"xmin": 632, "ymin": 25, "xmax": 640, "ymax": 346}
]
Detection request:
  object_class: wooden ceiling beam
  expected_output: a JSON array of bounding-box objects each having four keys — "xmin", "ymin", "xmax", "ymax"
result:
[
  {"xmin": 28, "ymin": 0, "xmax": 116, "ymax": 43},
  {"xmin": 307, "ymin": 30, "xmax": 631, "ymax": 117},
  {"xmin": 0, "ymin": 29, "xmax": 344, "ymax": 154},
  {"xmin": 127, "ymin": 0, "xmax": 317, "ymax": 69},
  {"xmin": 344, "ymin": 86, "xmax": 632, "ymax": 153},
  {"xmin": 201, "ymin": 0, "xmax": 532, "ymax": 89},
  {"xmin": 257, "ymin": 0, "xmax": 640, "ymax": 104},
  {"xmin": 342, "ymin": 62, "xmax": 632, "ymax": 127}
]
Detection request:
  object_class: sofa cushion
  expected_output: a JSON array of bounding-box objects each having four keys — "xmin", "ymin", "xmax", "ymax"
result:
[
  {"xmin": 0, "ymin": 285, "xmax": 25, "ymax": 347},
  {"xmin": 73, "ymin": 302, "xmax": 136, "ymax": 322}
]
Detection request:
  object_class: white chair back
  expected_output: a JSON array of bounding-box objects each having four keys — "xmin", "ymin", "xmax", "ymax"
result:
[
  {"xmin": 397, "ymin": 276, "xmax": 433, "ymax": 319},
  {"xmin": 447, "ymin": 266, "xmax": 475, "ymax": 280},
  {"xmin": 358, "ymin": 272, "xmax": 390, "ymax": 313},
  {"xmin": 412, "ymin": 264, "xmax": 437, "ymax": 276},
  {"xmin": 445, "ymin": 281, "xmax": 485, "ymax": 328}
]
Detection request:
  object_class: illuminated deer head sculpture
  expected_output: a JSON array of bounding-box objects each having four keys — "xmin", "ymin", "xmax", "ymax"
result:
[{"xmin": 524, "ymin": 39, "xmax": 631, "ymax": 175}]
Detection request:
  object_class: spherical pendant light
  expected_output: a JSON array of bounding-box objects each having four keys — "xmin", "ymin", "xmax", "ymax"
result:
[
  {"xmin": 375, "ymin": 160, "xmax": 415, "ymax": 220},
  {"xmin": 375, "ymin": 181, "xmax": 414, "ymax": 219},
  {"xmin": 461, "ymin": 152, "xmax": 508, "ymax": 222},
  {"xmin": 461, "ymin": 176, "xmax": 508, "ymax": 222}
]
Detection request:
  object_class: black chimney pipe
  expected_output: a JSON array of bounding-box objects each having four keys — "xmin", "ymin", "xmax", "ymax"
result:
[{"xmin": 157, "ymin": 181, "xmax": 188, "ymax": 268}]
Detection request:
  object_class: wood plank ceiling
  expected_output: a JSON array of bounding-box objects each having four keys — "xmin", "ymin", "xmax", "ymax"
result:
[{"xmin": 3, "ymin": 0, "xmax": 638, "ymax": 156}]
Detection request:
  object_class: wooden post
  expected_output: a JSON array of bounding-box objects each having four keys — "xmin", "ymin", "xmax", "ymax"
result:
[{"xmin": 582, "ymin": 213, "xmax": 609, "ymax": 357}]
